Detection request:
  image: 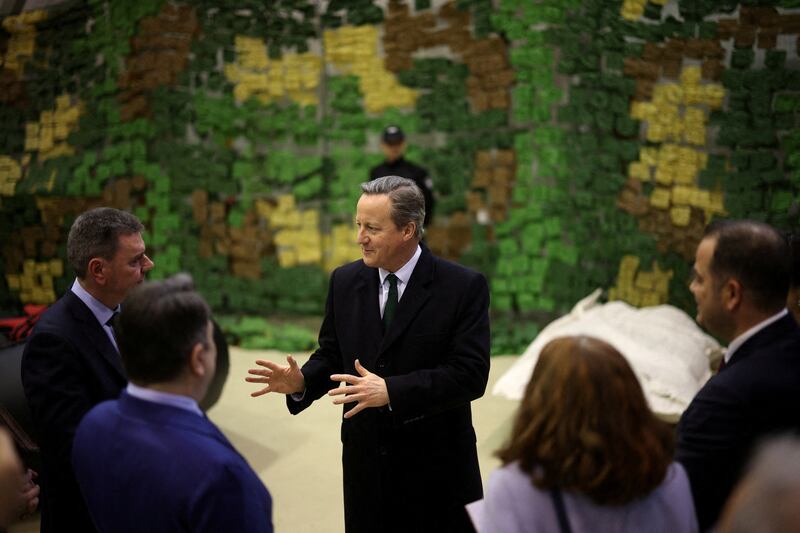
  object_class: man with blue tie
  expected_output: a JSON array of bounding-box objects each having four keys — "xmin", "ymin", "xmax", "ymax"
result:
[
  {"xmin": 677, "ymin": 220, "xmax": 800, "ymax": 531},
  {"xmin": 247, "ymin": 175, "xmax": 490, "ymax": 532},
  {"xmin": 72, "ymin": 274, "xmax": 272, "ymax": 532},
  {"xmin": 22, "ymin": 207, "xmax": 153, "ymax": 532}
]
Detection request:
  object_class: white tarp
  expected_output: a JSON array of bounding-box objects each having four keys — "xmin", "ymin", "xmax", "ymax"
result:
[{"xmin": 492, "ymin": 290, "xmax": 724, "ymax": 423}]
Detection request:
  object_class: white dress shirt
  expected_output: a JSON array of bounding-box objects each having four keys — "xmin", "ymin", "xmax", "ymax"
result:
[{"xmin": 378, "ymin": 245, "xmax": 422, "ymax": 318}]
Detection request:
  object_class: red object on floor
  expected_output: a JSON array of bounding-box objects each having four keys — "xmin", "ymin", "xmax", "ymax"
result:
[{"xmin": 0, "ymin": 304, "xmax": 48, "ymax": 342}]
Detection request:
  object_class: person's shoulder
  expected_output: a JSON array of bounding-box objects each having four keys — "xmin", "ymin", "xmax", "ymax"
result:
[
  {"xmin": 486, "ymin": 462, "xmax": 549, "ymax": 507},
  {"xmin": 369, "ymin": 162, "xmax": 388, "ymax": 178},
  {"xmin": 686, "ymin": 368, "xmax": 746, "ymax": 411},
  {"xmin": 766, "ymin": 315, "xmax": 800, "ymax": 349},
  {"xmin": 24, "ymin": 292, "xmax": 93, "ymax": 358},
  {"xmin": 331, "ymin": 258, "xmax": 368, "ymax": 280},
  {"xmin": 632, "ymin": 462, "xmax": 698, "ymax": 530},
  {"xmin": 75, "ymin": 399, "xmax": 120, "ymax": 441},
  {"xmin": 23, "ymin": 295, "xmax": 83, "ymax": 356},
  {"xmin": 30, "ymin": 291, "xmax": 77, "ymax": 331},
  {"xmin": 488, "ymin": 461, "xmax": 534, "ymax": 489},
  {"xmin": 650, "ymin": 462, "xmax": 696, "ymax": 508},
  {"xmin": 662, "ymin": 461, "xmax": 691, "ymax": 487},
  {"xmin": 193, "ymin": 436, "xmax": 265, "ymax": 488},
  {"xmin": 430, "ymin": 253, "xmax": 486, "ymax": 283},
  {"xmin": 404, "ymin": 158, "xmax": 427, "ymax": 174},
  {"xmin": 81, "ymin": 398, "xmax": 119, "ymax": 423}
]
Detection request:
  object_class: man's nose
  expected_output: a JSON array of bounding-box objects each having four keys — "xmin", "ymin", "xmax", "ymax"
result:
[{"xmin": 142, "ymin": 255, "xmax": 154, "ymax": 271}]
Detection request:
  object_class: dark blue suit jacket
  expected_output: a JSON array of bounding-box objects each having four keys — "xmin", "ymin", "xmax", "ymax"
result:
[
  {"xmin": 72, "ymin": 391, "xmax": 272, "ymax": 533},
  {"xmin": 288, "ymin": 245, "xmax": 490, "ymax": 532},
  {"xmin": 676, "ymin": 313, "xmax": 800, "ymax": 531},
  {"xmin": 22, "ymin": 289, "xmax": 127, "ymax": 532}
]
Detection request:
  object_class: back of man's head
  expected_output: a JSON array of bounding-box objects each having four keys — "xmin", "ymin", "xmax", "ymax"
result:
[
  {"xmin": 718, "ymin": 436, "xmax": 800, "ymax": 533},
  {"xmin": 117, "ymin": 273, "xmax": 210, "ymax": 385},
  {"xmin": 67, "ymin": 207, "xmax": 144, "ymax": 279},
  {"xmin": 704, "ymin": 220, "xmax": 790, "ymax": 314}
]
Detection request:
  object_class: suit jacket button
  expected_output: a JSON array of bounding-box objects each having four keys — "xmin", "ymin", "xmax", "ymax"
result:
[{"xmin": 377, "ymin": 360, "xmax": 385, "ymax": 369}]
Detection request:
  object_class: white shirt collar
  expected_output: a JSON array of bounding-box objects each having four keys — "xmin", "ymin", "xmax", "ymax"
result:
[
  {"xmin": 71, "ymin": 278, "xmax": 118, "ymax": 327},
  {"xmin": 379, "ymin": 244, "xmax": 422, "ymax": 288},
  {"xmin": 126, "ymin": 383, "xmax": 203, "ymax": 417},
  {"xmin": 724, "ymin": 308, "xmax": 789, "ymax": 363}
]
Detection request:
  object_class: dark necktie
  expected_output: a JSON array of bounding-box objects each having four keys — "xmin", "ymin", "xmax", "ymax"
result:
[
  {"xmin": 383, "ymin": 274, "xmax": 398, "ymax": 329},
  {"xmin": 105, "ymin": 311, "xmax": 119, "ymax": 346}
]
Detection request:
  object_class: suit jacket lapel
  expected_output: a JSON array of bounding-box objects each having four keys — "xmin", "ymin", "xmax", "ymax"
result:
[
  {"xmin": 379, "ymin": 246, "xmax": 434, "ymax": 355},
  {"xmin": 65, "ymin": 291, "xmax": 127, "ymax": 379},
  {"xmin": 355, "ymin": 266, "xmax": 384, "ymax": 362}
]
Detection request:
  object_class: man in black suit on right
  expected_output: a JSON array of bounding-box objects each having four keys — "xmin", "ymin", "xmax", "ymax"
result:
[{"xmin": 676, "ymin": 219, "xmax": 800, "ymax": 531}]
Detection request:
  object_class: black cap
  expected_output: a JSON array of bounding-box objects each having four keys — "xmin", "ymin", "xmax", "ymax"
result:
[{"xmin": 382, "ymin": 125, "xmax": 405, "ymax": 145}]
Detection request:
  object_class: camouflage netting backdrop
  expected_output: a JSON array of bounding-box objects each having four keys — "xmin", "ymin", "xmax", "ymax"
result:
[{"xmin": 1, "ymin": 0, "xmax": 798, "ymax": 353}]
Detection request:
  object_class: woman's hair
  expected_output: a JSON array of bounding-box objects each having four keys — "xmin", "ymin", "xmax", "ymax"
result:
[{"xmin": 496, "ymin": 335, "xmax": 674, "ymax": 505}]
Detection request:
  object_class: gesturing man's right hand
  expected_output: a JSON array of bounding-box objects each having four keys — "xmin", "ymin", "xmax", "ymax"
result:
[{"xmin": 246, "ymin": 355, "xmax": 305, "ymax": 396}]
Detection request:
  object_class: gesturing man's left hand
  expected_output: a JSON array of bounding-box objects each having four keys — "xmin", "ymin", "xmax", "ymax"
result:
[{"xmin": 329, "ymin": 359, "xmax": 389, "ymax": 418}]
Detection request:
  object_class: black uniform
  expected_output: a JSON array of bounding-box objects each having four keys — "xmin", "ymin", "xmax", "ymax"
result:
[{"xmin": 370, "ymin": 158, "xmax": 434, "ymax": 226}]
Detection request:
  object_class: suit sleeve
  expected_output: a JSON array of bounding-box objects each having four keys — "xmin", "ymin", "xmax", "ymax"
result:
[
  {"xmin": 286, "ymin": 270, "xmax": 344, "ymax": 414},
  {"xmin": 676, "ymin": 380, "xmax": 750, "ymax": 531},
  {"xmin": 21, "ymin": 332, "xmax": 94, "ymax": 466},
  {"xmin": 383, "ymin": 272, "xmax": 490, "ymax": 419},
  {"xmin": 191, "ymin": 462, "xmax": 273, "ymax": 533}
]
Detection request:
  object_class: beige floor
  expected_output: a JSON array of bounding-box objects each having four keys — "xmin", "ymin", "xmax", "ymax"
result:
[{"xmin": 10, "ymin": 349, "xmax": 521, "ymax": 533}]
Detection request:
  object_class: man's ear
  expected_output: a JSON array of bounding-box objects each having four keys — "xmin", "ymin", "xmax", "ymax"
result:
[
  {"xmin": 87, "ymin": 257, "xmax": 107, "ymax": 285},
  {"xmin": 189, "ymin": 342, "xmax": 206, "ymax": 377},
  {"xmin": 403, "ymin": 222, "xmax": 416, "ymax": 241},
  {"xmin": 722, "ymin": 278, "xmax": 743, "ymax": 312}
]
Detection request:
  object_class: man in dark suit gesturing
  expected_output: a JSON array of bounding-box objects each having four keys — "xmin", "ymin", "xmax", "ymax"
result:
[
  {"xmin": 247, "ymin": 175, "xmax": 490, "ymax": 532},
  {"xmin": 676, "ymin": 220, "xmax": 800, "ymax": 531},
  {"xmin": 21, "ymin": 207, "xmax": 153, "ymax": 532}
]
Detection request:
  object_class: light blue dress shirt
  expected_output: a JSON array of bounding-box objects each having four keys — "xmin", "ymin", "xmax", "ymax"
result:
[
  {"xmin": 126, "ymin": 383, "xmax": 203, "ymax": 417},
  {"xmin": 71, "ymin": 278, "xmax": 120, "ymax": 352}
]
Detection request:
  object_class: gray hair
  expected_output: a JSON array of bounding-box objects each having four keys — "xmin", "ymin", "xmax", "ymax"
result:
[
  {"xmin": 719, "ymin": 436, "xmax": 800, "ymax": 533},
  {"xmin": 360, "ymin": 175, "xmax": 425, "ymax": 239},
  {"xmin": 67, "ymin": 207, "xmax": 144, "ymax": 279}
]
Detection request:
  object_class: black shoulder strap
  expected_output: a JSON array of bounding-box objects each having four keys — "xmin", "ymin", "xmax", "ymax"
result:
[{"xmin": 550, "ymin": 489, "xmax": 573, "ymax": 533}]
